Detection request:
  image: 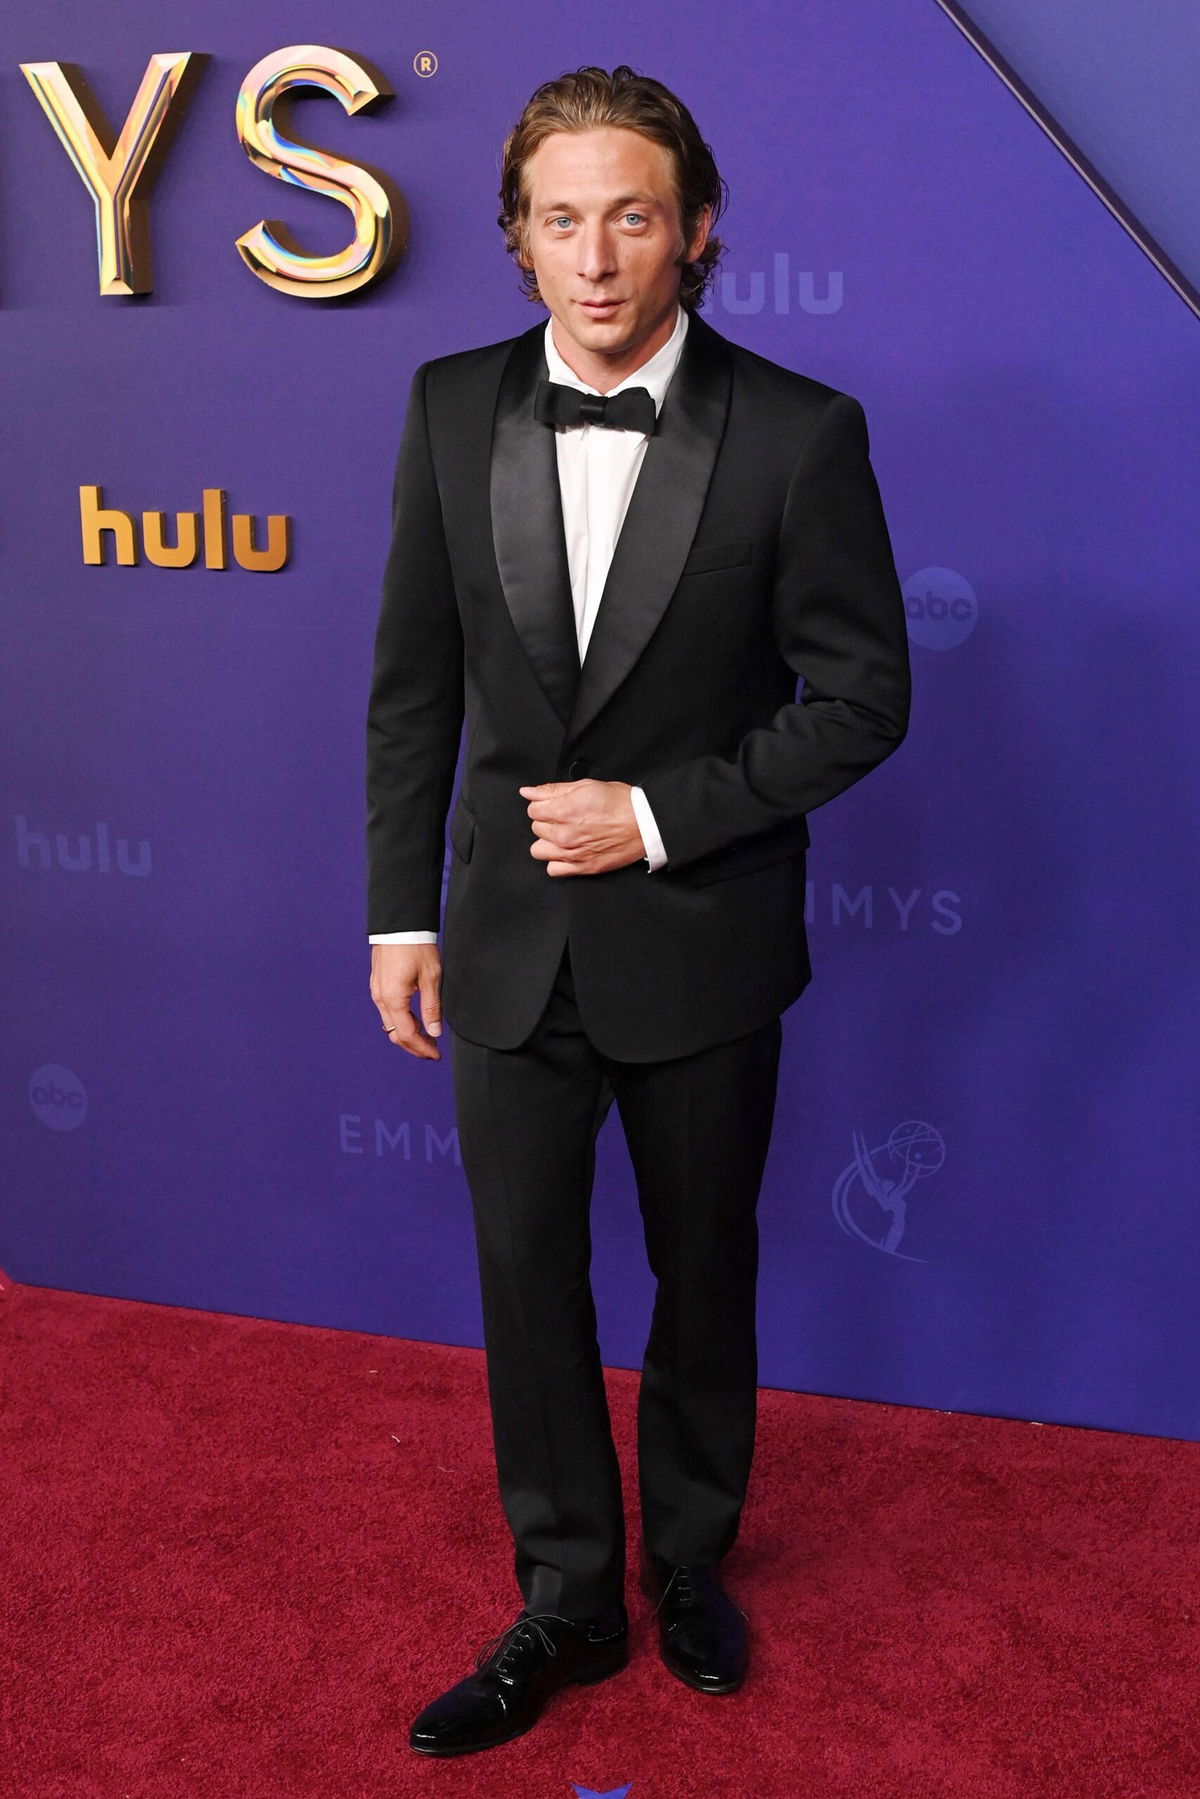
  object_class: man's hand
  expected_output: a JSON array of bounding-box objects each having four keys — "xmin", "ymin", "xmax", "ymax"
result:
[
  {"xmin": 520, "ymin": 779, "xmax": 644, "ymax": 877},
  {"xmin": 370, "ymin": 943, "xmax": 443, "ymax": 1060}
]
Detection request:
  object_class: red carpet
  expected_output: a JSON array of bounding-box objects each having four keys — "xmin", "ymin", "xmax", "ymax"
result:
[{"xmin": 2, "ymin": 1280, "xmax": 1197, "ymax": 1798}]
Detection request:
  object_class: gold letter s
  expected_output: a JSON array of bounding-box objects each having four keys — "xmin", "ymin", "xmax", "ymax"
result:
[{"xmin": 234, "ymin": 45, "xmax": 406, "ymax": 299}]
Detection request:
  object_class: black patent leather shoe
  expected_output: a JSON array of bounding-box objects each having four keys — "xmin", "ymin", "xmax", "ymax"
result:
[
  {"xmin": 408, "ymin": 1604, "xmax": 629, "ymax": 1756},
  {"xmin": 640, "ymin": 1553, "xmax": 748, "ymax": 1694}
]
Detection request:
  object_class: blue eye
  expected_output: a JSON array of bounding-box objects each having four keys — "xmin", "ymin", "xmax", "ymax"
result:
[{"xmin": 623, "ymin": 212, "xmax": 645, "ymax": 225}]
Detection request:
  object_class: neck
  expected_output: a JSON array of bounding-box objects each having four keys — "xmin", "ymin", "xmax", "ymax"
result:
[{"xmin": 549, "ymin": 302, "xmax": 681, "ymax": 392}]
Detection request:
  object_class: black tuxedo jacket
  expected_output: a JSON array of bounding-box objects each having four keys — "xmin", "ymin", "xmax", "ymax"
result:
[{"xmin": 366, "ymin": 310, "xmax": 910, "ymax": 1061}]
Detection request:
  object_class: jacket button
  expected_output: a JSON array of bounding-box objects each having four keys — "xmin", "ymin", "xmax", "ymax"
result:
[{"xmin": 567, "ymin": 759, "xmax": 590, "ymax": 780}]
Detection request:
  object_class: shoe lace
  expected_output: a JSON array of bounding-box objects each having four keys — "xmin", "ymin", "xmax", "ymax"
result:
[
  {"xmin": 652, "ymin": 1565, "xmax": 699, "ymax": 1615},
  {"xmin": 474, "ymin": 1612, "xmax": 567, "ymax": 1677},
  {"xmin": 652, "ymin": 1565, "xmax": 748, "ymax": 1623}
]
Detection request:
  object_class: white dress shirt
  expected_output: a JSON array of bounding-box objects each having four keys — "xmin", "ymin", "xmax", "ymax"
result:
[{"xmin": 370, "ymin": 307, "xmax": 685, "ymax": 945}]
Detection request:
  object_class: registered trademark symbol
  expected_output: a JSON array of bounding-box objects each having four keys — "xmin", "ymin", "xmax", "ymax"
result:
[{"xmin": 413, "ymin": 51, "xmax": 438, "ymax": 77}]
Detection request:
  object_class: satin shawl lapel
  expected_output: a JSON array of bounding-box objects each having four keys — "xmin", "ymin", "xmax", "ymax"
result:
[
  {"xmin": 490, "ymin": 325, "xmax": 579, "ymax": 725},
  {"xmin": 566, "ymin": 312, "xmax": 733, "ymax": 743}
]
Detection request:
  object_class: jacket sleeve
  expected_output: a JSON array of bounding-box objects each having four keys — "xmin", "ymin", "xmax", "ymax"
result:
[
  {"xmin": 365, "ymin": 364, "xmax": 465, "ymax": 933},
  {"xmin": 638, "ymin": 392, "xmax": 911, "ymax": 868}
]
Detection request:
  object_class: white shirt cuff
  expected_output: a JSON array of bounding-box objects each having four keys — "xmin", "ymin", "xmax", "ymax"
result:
[
  {"xmin": 369, "ymin": 930, "xmax": 438, "ymax": 944},
  {"xmin": 629, "ymin": 785, "xmax": 668, "ymax": 871}
]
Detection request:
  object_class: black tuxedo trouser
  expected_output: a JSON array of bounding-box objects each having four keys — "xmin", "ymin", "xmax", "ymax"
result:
[{"xmin": 449, "ymin": 942, "xmax": 782, "ymax": 1620}]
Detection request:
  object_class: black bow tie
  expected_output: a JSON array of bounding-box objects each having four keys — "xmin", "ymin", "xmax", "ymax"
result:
[{"xmin": 534, "ymin": 379, "xmax": 658, "ymax": 437}]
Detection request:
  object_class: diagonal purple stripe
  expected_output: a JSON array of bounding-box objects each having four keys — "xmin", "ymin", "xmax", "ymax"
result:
[{"xmin": 935, "ymin": 0, "xmax": 1200, "ymax": 320}]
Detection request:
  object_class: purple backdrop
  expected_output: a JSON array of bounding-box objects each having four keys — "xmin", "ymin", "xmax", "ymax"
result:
[{"xmin": 3, "ymin": 1, "xmax": 1197, "ymax": 1440}]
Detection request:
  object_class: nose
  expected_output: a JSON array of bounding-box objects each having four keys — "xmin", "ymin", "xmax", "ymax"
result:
[{"xmin": 577, "ymin": 222, "xmax": 616, "ymax": 284}]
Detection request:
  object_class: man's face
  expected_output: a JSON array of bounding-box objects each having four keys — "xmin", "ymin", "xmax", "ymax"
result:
[{"xmin": 521, "ymin": 126, "xmax": 711, "ymax": 386}]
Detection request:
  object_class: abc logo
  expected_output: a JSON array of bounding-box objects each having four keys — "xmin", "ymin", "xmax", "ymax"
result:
[
  {"xmin": 29, "ymin": 1063, "xmax": 88, "ymax": 1131},
  {"xmin": 902, "ymin": 566, "xmax": 978, "ymax": 650}
]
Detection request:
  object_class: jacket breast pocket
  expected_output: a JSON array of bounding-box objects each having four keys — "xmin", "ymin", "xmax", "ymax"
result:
[
  {"xmin": 448, "ymin": 798, "xmax": 476, "ymax": 863},
  {"xmin": 679, "ymin": 538, "xmax": 753, "ymax": 578}
]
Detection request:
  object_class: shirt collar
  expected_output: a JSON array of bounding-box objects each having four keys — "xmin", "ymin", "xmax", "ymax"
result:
[{"xmin": 543, "ymin": 305, "xmax": 689, "ymax": 419}]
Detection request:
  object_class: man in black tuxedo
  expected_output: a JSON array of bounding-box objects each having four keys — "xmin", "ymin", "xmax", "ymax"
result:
[{"xmin": 366, "ymin": 66, "xmax": 910, "ymax": 1755}]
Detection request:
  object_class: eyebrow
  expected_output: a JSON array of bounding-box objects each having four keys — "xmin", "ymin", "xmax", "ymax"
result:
[{"xmin": 539, "ymin": 193, "xmax": 663, "ymax": 215}]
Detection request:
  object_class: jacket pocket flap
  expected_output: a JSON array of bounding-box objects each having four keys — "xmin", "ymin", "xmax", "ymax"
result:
[
  {"xmin": 679, "ymin": 538, "xmax": 753, "ymax": 578},
  {"xmin": 448, "ymin": 798, "xmax": 476, "ymax": 863}
]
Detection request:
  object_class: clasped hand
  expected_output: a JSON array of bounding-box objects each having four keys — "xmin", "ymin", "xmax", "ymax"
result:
[{"xmin": 520, "ymin": 778, "xmax": 644, "ymax": 877}]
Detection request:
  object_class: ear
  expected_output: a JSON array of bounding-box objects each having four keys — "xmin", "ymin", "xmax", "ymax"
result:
[
  {"xmin": 512, "ymin": 207, "xmax": 536, "ymax": 271},
  {"xmin": 684, "ymin": 203, "xmax": 713, "ymax": 264}
]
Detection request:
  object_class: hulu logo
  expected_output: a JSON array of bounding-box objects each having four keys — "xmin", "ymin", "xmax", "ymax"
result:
[
  {"xmin": 16, "ymin": 816, "xmax": 151, "ymax": 877},
  {"xmin": 717, "ymin": 253, "xmax": 843, "ymax": 316},
  {"xmin": 79, "ymin": 484, "xmax": 290, "ymax": 571}
]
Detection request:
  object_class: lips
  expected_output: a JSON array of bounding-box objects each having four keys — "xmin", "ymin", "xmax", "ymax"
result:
[{"xmin": 577, "ymin": 298, "xmax": 623, "ymax": 314}]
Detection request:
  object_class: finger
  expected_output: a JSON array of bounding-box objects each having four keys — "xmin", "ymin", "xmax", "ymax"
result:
[
  {"xmin": 382, "ymin": 1005, "xmax": 440, "ymax": 1061},
  {"xmin": 526, "ymin": 797, "xmax": 584, "ymax": 823},
  {"xmin": 521, "ymin": 777, "xmax": 590, "ymax": 805},
  {"xmin": 418, "ymin": 968, "xmax": 443, "ymax": 1040},
  {"xmin": 546, "ymin": 858, "xmax": 582, "ymax": 877},
  {"xmin": 531, "ymin": 837, "xmax": 582, "ymax": 863},
  {"xmin": 530, "ymin": 819, "xmax": 578, "ymax": 844}
]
